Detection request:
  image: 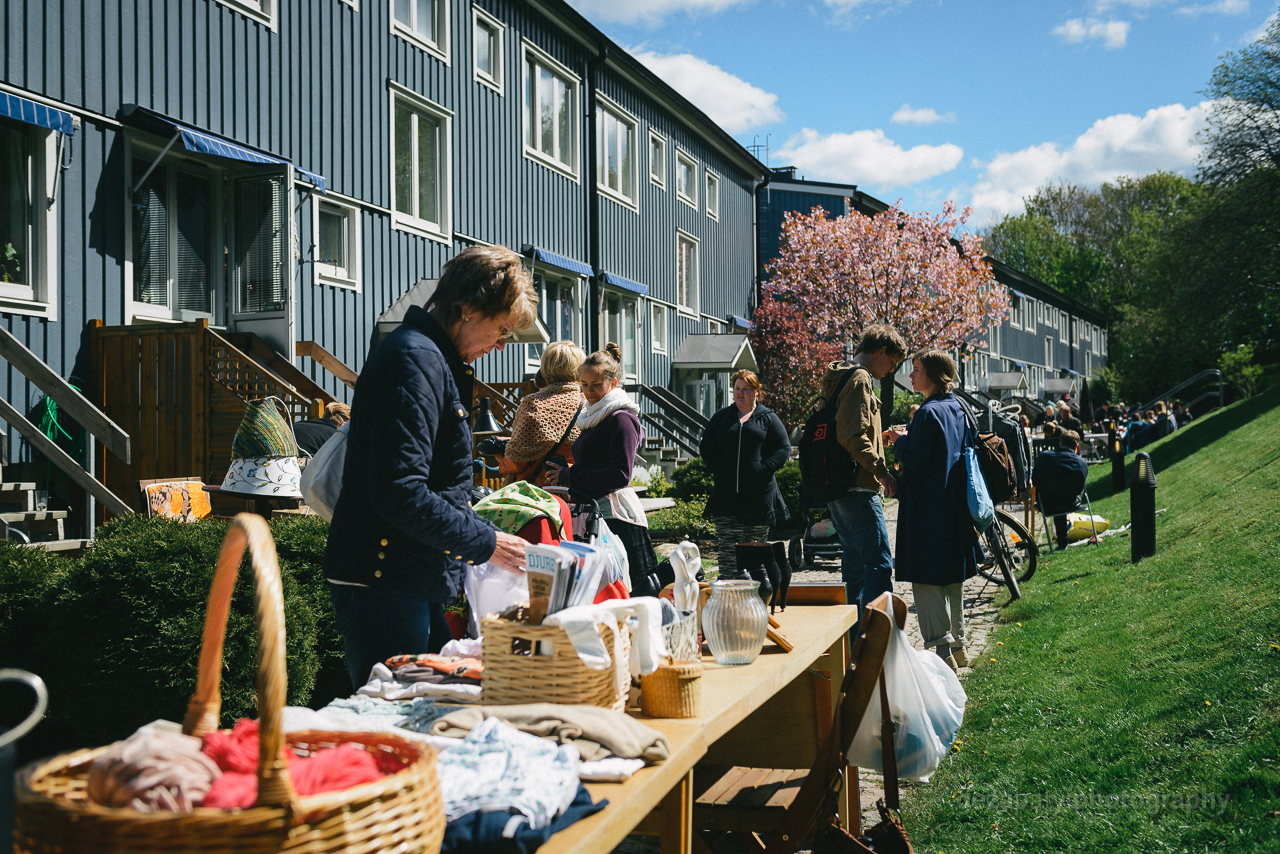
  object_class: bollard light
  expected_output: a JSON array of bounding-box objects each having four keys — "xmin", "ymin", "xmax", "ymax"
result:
[
  {"xmin": 1130, "ymin": 451, "xmax": 1157, "ymax": 563},
  {"xmin": 1108, "ymin": 420, "xmax": 1126, "ymax": 493}
]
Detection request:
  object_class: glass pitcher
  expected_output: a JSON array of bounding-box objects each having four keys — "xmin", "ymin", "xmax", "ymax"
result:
[{"xmin": 702, "ymin": 580, "xmax": 768, "ymax": 666}]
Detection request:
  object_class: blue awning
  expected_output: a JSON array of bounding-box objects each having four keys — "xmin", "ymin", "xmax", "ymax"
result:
[
  {"xmin": 123, "ymin": 105, "xmax": 325, "ymax": 192},
  {"xmin": 525, "ymin": 247, "xmax": 593, "ymax": 278},
  {"xmin": 1, "ymin": 93, "xmax": 76, "ymax": 135},
  {"xmin": 601, "ymin": 271, "xmax": 649, "ymax": 296},
  {"xmin": 731, "ymin": 315, "xmax": 754, "ymax": 330},
  {"xmin": 1012, "ymin": 360, "xmax": 1027, "ymax": 368}
]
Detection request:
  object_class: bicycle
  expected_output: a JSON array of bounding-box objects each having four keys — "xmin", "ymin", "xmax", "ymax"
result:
[{"xmin": 977, "ymin": 507, "xmax": 1038, "ymax": 591}]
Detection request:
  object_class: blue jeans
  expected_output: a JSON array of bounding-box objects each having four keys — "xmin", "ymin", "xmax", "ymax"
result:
[
  {"xmin": 327, "ymin": 584, "xmax": 452, "ymax": 692},
  {"xmin": 827, "ymin": 491, "xmax": 894, "ymax": 623}
]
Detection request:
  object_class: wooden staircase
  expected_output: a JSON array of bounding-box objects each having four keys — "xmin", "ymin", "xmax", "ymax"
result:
[{"xmin": 0, "ymin": 475, "xmax": 84, "ymax": 551}]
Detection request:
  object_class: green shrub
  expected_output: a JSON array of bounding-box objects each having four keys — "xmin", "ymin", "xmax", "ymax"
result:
[
  {"xmin": 672, "ymin": 457, "xmax": 713, "ymax": 499},
  {"xmin": 648, "ymin": 496, "xmax": 717, "ymax": 541},
  {"xmin": 774, "ymin": 458, "xmax": 825, "ymax": 532},
  {"xmin": 646, "ymin": 469, "xmax": 674, "ymax": 498},
  {"xmin": 1219, "ymin": 344, "xmax": 1264, "ymax": 398},
  {"xmin": 0, "ymin": 514, "xmax": 343, "ymax": 753},
  {"xmin": 891, "ymin": 389, "xmax": 924, "ymax": 426}
]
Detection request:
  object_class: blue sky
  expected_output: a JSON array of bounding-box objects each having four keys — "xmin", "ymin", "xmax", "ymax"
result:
[{"xmin": 565, "ymin": 0, "xmax": 1278, "ymax": 227}]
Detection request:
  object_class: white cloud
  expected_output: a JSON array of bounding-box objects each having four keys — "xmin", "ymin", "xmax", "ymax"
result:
[
  {"xmin": 773, "ymin": 128, "xmax": 964, "ymax": 187},
  {"xmin": 891, "ymin": 104, "xmax": 957, "ymax": 125},
  {"xmin": 822, "ymin": 0, "xmax": 902, "ymax": 9},
  {"xmin": 1092, "ymin": 0, "xmax": 1172, "ymax": 10},
  {"xmin": 628, "ymin": 50, "xmax": 783, "ymax": 133},
  {"xmin": 564, "ymin": 0, "xmax": 750, "ymax": 25},
  {"xmin": 1177, "ymin": 0, "xmax": 1248, "ymax": 16},
  {"xmin": 966, "ymin": 101, "xmax": 1212, "ymax": 225},
  {"xmin": 1054, "ymin": 17, "xmax": 1130, "ymax": 48},
  {"xmin": 1243, "ymin": 10, "xmax": 1277, "ymax": 40}
]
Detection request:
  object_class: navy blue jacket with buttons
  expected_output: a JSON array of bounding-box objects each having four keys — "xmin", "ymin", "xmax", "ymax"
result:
[{"xmin": 322, "ymin": 305, "xmax": 498, "ymax": 601}]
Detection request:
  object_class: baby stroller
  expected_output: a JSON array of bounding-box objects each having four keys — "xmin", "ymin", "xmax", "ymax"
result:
[{"xmin": 790, "ymin": 512, "xmax": 843, "ymax": 570}]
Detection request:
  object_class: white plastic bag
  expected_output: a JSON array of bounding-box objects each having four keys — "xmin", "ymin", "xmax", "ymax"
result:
[
  {"xmin": 300, "ymin": 422, "xmax": 348, "ymax": 521},
  {"xmin": 463, "ymin": 562, "xmax": 529, "ymax": 638},
  {"xmin": 594, "ymin": 521, "xmax": 630, "ymax": 590},
  {"xmin": 846, "ymin": 621, "xmax": 967, "ymax": 781}
]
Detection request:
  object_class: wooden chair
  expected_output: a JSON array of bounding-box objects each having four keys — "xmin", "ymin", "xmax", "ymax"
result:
[
  {"xmin": 690, "ymin": 592, "xmax": 906, "ymax": 853},
  {"xmin": 138, "ymin": 477, "xmax": 212, "ymax": 522}
]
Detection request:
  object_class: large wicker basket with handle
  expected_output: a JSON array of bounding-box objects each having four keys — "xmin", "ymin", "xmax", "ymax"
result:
[
  {"xmin": 14, "ymin": 514, "xmax": 445, "ymax": 854},
  {"xmin": 481, "ymin": 617, "xmax": 631, "ymax": 713}
]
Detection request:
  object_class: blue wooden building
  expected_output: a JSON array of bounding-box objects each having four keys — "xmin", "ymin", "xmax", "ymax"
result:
[
  {"xmin": 0, "ymin": 0, "xmax": 768, "ymax": 498},
  {"xmin": 757, "ymin": 169, "xmax": 1110, "ymax": 404}
]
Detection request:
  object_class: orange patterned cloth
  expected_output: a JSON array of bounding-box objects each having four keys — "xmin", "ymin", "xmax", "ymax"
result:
[
  {"xmin": 505, "ymin": 382, "xmax": 583, "ymax": 464},
  {"xmin": 385, "ymin": 653, "xmax": 484, "ymax": 681},
  {"xmin": 144, "ymin": 481, "xmax": 212, "ymax": 523}
]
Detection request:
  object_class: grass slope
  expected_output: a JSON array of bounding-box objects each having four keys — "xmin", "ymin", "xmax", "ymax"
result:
[{"xmin": 903, "ymin": 390, "xmax": 1280, "ymax": 853}]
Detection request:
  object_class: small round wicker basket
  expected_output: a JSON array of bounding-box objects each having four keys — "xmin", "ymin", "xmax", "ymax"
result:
[{"xmin": 639, "ymin": 660, "xmax": 703, "ymax": 719}]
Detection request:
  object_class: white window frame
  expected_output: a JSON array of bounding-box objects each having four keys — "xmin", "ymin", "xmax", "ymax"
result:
[
  {"xmin": 472, "ymin": 5, "xmax": 504, "ymax": 95},
  {"xmin": 676, "ymin": 229, "xmax": 699, "ymax": 317},
  {"xmin": 651, "ymin": 301, "xmax": 668, "ymax": 354},
  {"xmin": 313, "ymin": 196, "xmax": 361, "ymax": 291},
  {"xmin": 705, "ymin": 170, "xmax": 719, "ymax": 221},
  {"xmin": 1058, "ymin": 309, "xmax": 1068, "ymax": 343},
  {"xmin": 1045, "ymin": 336, "xmax": 1054, "ymax": 371},
  {"xmin": 391, "ymin": 0, "xmax": 450, "ymax": 63},
  {"xmin": 0, "ymin": 119, "xmax": 58, "ymax": 319},
  {"xmin": 707, "ymin": 318, "xmax": 723, "ymax": 334},
  {"xmin": 389, "ymin": 81, "xmax": 453, "ymax": 245},
  {"xmin": 602, "ymin": 289, "xmax": 641, "ymax": 382},
  {"xmin": 596, "ymin": 94, "xmax": 639, "ymax": 211},
  {"xmin": 675, "ymin": 149, "xmax": 697, "ymax": 209},
  {"xmin": 340, "ymin": 0, "xmax": 358, "ymax": 8},
  {"xmin": 648, "ymin": 130, "xmax": 666, "ymax": 189},
  {"xmin": 1008, "ymin": 293, "xmax": 1022, "ymax": 330},
  {"xmin": 521, "ymin": 40, "xmax": 580, "ymax": 181},
  {"xmin": 525, "ymin": 271, "xmax": 583, "ymax": 372},
  {"xmin": 214, "ymin": 0, "xmax": 277, "ymax": 30}
]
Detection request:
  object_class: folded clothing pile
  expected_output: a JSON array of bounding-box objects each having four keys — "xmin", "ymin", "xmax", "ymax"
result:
[
  {"xmin": 387, "ymin": 652, "xmax": 484, "ymax": 685},
  {"xmin": 359, "ymin": 662, "xmax": 483, "ymax": 703},
  {"xmin": 284, "ymin": 695, "xmax": 447, "ymax": 737}
]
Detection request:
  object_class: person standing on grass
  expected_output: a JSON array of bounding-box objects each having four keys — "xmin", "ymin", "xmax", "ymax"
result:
[
  {"xmin": 818, "ymin": 324, "xmax": 905, "ymax": 621},
  {"xmin": 699, "ymin": 369, "xmax": 791, "ymax": 580},
  {"xmin": 883, "ymin": 349, "xmax": 981, "ymax": 673}
]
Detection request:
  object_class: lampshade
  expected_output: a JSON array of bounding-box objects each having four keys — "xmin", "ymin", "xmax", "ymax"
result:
[{"xmin": 473, "ymin": 397, "xmax": 503, "ymax": 434}]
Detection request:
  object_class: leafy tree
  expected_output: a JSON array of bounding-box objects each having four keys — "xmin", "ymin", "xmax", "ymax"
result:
[
  {"xmin": 753, "ymin": 202, "xmax": 1006, "ymax": 426},
  {"xmin": 1218, "ymin": 344, "xmax": 1265, "ymax": 398},
  {"xmin": 1200, "ymin": 13, "xmax": 1280, "ymax": 187}
]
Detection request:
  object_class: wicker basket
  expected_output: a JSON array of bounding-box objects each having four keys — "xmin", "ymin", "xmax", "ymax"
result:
[
  {"xmin": 639, "ymin": 660, "xmax": 703, "ymax": 718},
  {"xmin": 15, "ymin": 514, "xmax": 445, "ymax": 854},
  {"xmin": 481, "ymin": 617, "xmax": 631, "ymax": 713}
]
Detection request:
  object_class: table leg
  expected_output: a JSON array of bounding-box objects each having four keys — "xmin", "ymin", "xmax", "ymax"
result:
[{"xmin": 660, "ymin": 768, "xmax": 694, "ymax": 854}]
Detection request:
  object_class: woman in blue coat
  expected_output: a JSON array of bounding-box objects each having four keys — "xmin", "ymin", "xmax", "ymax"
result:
[
  {"xmin": 324, "ymin": 246, "xmax": 536, "ymax": 690},
  {"xmin": 883, "ymin": 349, "xmax": 982, "ymax": 672}
]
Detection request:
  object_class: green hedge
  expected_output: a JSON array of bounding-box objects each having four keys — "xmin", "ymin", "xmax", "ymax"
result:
[{"xmin": 0, "ymin": 515, "xmax": 345, "ymax": 758}]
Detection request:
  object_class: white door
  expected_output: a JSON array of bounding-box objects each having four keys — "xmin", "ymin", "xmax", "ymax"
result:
[{"xmin": 229, "ymin": 166, "xmax": 293, "ymax": 357}]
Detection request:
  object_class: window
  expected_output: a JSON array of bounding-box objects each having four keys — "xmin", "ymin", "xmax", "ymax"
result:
[
  {"xmin": 393, "ymin": 0, "xmax": 448, "ymax": 61},
  {"xmin": 1045, "ymin": 336, "xmax": 1054, "ymax": 371},
  {"xmin": 535, "ymin": 273, "xmax": 579, "ymax": 344},
  {"xmin": 130, "ymin": 155, "xmax": 220, "ymax": 317},
  {"xmin": 604, "ymin": 291, "xmax": 638, "ymax": 378},
  {"xmin": 675, "ymin": 150, "xmax": 697, "ymax": 208},
  {"xmin": 651, "ymin": 302, "xmax": 668, "ymax": 353},
  {"xmin": 676, "ymin": 231, "xmax": 699, "ymax": 315},
  {"xmin": 215, "ymin": 0, "xmax": 277, "ymax": 29},
  {"xmin": 0, "ymin": 118, "xmax": 57, "ymax": 315},
  {"xmin": 707, "ymin": 318, "xmax": 723, "ymax": 334},
  {"xmin": 390, "ymin": 84, "xmax": 452, "ymax": 241},
  {"xmin": 597, "ymin": 96, "xmax": 638, "ymax": 209},
  {"xmin": 649, "ymin": 131, "xmax": 666, "ymax": 188},
  {"xmin": 1008, "ymin": 294, "xmax": 1022, "ymax": 329},
  {"xmin": 472, "ymin": 6, "xmax": 504, "ymax": 94},
  {"xmin": 705, "ymin": 171, "xmax": 719, "ymax": 220},
  {"xmin": 314, "ymin": 199, "xmax": 360, "ymax": 290},
  {"xmin": 523, "ymin": 42, "xmax": 579, "ymax": 178},
  {"xmin": 1058, "ymin": 309, "xmax": 1068, "ymax": 343}
]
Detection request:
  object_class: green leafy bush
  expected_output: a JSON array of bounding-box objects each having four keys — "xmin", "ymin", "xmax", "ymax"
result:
[
  {"xmin": 1219, "ymin": 344, "xmax": 1264, "ymax": 398},
  {"xmin": 672, "ymin": 457, "xmax": 713, "ymax": 499},
  {"xmin": 0, "ymin": 514, "xmax": 343, "ymax": 754},
  {"xmin": 646, "ymin": 469, "xmax": 674, "ymax": 498},
  {"xmin": 891, "ymin": 389, "xmax": 924, "ymax": 426},
  {"xmin": 648, "ymin": 496, "xmax": 717, "ymax": 541}
]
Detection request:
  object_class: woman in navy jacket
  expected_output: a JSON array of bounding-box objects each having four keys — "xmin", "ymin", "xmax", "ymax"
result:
[
  {"xmin": 323, "ymin": 247, "xmax": 535, "ymax": 690},
  {"xmin": 884, "ymin": 349, "xmax": 982, "ymax": 672},
  {"xmin": 699, "ymin": 370, "xmax": 791, "ymax": 579}
]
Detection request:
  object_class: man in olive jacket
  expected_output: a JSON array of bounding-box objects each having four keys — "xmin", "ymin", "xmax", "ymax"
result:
[{"xmin": 818, "ymin": 324, "xmax": 907, "ymax": 618}]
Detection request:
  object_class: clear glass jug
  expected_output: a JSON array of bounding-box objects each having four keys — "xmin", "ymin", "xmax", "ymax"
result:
[{"xmin": 702, "ymin": 580, "xmax": 768, "ymax": 665}]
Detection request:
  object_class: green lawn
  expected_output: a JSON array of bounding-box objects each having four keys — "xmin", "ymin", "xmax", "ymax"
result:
[{"xmin": 902, "ymin": 389, "xmax": 1280, "ymax": 853}]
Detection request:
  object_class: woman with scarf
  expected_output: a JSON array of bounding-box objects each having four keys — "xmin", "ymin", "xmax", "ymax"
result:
[
  {"xmin": 544, "ymin": 343, "xmax": 660, "ymax": 597},
  {"xmin": 496, "ymin": 341, "xmax": 586, "ymax": 486}
]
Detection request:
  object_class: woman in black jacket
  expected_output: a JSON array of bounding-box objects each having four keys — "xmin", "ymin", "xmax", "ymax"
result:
[
  {"xmin": 323, "ymin": 246, "xmax": 535, "ymax": 690},
  {"xmin": 699, "ymin": 370, "xmax": 791, "ymax": 580}
]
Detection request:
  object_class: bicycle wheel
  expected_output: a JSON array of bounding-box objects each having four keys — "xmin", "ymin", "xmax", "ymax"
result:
[{"xmin": 977, "ymin": 508, "xmax": 1038, "ymax": 585}]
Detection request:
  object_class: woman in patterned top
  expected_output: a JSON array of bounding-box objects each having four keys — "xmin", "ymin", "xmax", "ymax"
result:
[{"xmin": 498, "ymin": 341, "xmax": 586, "ymax": 486}]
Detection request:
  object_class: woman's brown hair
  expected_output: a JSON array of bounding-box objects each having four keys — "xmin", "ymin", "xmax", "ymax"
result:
[
  {"xmin": 732, "ymin": 369, "xmax": 763, "ymax": 395},
  {"xmin": 916, "ymin": 349, "xmax": 957, "ymax": 395},
  {"xmin": 426, "ymin": 245, "xmax": 537, "ymax": 330},
  {"xmin": 583, "ymin": 342, "xmax": 623, "ymax": 382}
]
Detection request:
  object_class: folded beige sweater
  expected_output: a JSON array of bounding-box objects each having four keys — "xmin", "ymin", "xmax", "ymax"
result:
[{"xmin": 430, "ymin": 703, "xmax": 670, "ymax": 763}]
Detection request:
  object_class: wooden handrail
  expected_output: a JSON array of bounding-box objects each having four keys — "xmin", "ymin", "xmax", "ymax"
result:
[
  {"xmin": 207, "ymin": 330, "xmax": 320, "ymax": 422},
  {"xmin": 0, "ymin": 394, "xmax": 132, "ymax": 516},
  {"xmin": 295, "ymin": 340, "xmax": 358, "ymax": 390},
  {"xmin": 226, "ymin": 334, "xmax": 337, "ymax": 406},
  {"xmin": 0, "ymin": 324, "xmax": 131, "ymax": 463}
]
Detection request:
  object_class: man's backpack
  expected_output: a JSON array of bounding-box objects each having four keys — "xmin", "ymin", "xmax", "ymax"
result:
[
  {"xmin": 798, "ymin": 367, "xmax": 863, "ymax": 506},
  {"xmin": 963, "ymin": 408, "xmax": 1018, "ymax": 504}
]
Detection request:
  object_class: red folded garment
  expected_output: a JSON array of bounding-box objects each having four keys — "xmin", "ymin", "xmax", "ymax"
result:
[{"xmin": 200, "ymin": 719, "xmax": 386, "ymax": 809}]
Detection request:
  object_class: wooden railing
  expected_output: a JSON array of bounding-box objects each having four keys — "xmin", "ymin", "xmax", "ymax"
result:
[
  {"xmin": 208, "ymin": 332, "xmax": 321, "ymax": 424},
  {"xmin": 475, "ymin": 380, "xmax": 535, "ymax": 430},
  {"xmin": 296, "ymin": 340, "xmax": 359, "ymax": 390},
  {"xmin": 3, "ymin": 323, "xmax": 134, "ymax": 521},
  {"xmin": 224, "ymin": 333, "xmax": 338, "ymax": 411}
]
